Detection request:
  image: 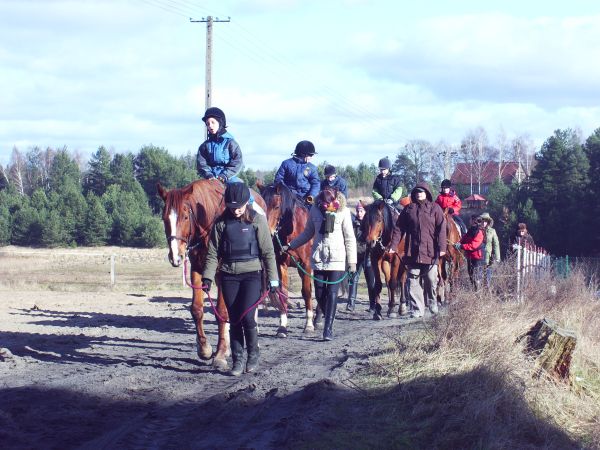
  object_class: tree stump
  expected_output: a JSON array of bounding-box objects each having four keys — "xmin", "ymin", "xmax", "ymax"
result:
[{"xmin": 521, "ymin": 318, "xmax": 577, "ymax": 382}]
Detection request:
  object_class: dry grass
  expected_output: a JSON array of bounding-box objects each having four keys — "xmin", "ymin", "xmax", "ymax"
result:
[{"xmin": 365, "ymin": 263, "xmax": 600, "ymax": 449}]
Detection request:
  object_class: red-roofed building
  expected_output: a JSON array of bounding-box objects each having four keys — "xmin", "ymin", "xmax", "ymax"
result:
[{"xmin": 451, "ymin": 161, "xmax": 527, "ymax": 195}]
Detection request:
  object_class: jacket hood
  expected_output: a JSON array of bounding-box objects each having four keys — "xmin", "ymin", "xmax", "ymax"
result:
[
  {"xmin": 479, "ymin": 212, "xmax": 494, "ymax": 227},
  {"xmin": 410, "ymin": 182, "xmax": 433, "ymax": 202}
]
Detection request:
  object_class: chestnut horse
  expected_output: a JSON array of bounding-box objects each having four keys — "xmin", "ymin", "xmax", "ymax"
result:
[
  {"xmin": 259, "ymin": 182, "xmax": 315, "ymax": 336},
  {"xmin": 363, "ymin": 200, "xmax": 406, "ymax": 320},
  {"xmin": 157, "ymin": 179, "xmax": 268, "ymax": 370},
  {"xmin": 438, "ymin": 210, "xmax": 464, "ymax": 302}
]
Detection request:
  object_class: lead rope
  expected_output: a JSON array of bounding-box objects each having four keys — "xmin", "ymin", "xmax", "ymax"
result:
[{"xmin": 183, "ymin": 257, "xmax": 288, "ymax": 325}]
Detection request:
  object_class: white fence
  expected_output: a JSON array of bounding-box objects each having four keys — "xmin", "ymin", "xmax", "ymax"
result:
[{"xmin": 513, "ymin": 238, "xmax": 552, "ymax": 302}]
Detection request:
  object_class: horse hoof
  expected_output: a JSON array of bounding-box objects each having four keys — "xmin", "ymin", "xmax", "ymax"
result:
[
  {"xmin": 314, "ymin": 321, "xmax": 324, "ymax": 330},
  {"xmin": 387, "ymin": 310, "xmax": 397, "ymax": 319},
  {"xmin": 276, "ymin": 326, "xmax": 288, "ymax": 338},
  {"xmin": 303, "ymin": 325, "xmax": 315, "ymax": 335},
  {"xmin": 196, "ymin": 342, "xmax": 213, "ymax": 360},
  {"xmin": 373, "ymin": 312, "xmax": 383, "ymax": 321},
  {"xmin": 399, "ymin": 304, "xmax": 409, "ymax": 316},
  {"xmin": 212, "ymin": 357, "xmax": 228, "ymax": 371}
]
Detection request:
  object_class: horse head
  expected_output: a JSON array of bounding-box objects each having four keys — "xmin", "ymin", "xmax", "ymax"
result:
[
  {"xmin": 365, "ymin": 200, "xmax": 388, "ymax": 248},
  {"xmin": 157, "ymin": 182, "xmax": 198, "ymax": 267},
  {"xmin": 261, "ymin": 183, "xmax": 284, "ymax": 235}
]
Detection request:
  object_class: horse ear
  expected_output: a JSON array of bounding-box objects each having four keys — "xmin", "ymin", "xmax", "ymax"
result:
[
  {"xmin": 275, "ymin": 183, "xmax": 281, "ymax": 194},
  {"xmin": 378, "ymin": 201, "xmax": 385, "ymax": 211},
  {"xmin": 157, "ymin": 183, "xmax": 167, "ymax": 201},
  {"xmin": 256, "ymin": 179, "xmax": 264, "ymax": 193}
]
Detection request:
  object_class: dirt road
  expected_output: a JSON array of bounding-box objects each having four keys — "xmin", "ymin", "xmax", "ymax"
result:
[{"xmin": 0, "ymin": 286, "xmax": 427, "ymax": 449}]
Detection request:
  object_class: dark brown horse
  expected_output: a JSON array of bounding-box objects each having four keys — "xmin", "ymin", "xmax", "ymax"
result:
[
  {"xmin": 259, "ymin": 182, "xmax": 315, "ymax": 336},
  {"xmin": 438, "ymin": 210, "xmax": 464, "ymax": 302},
  {"xmin": 363, "ymin": 200, "xmax": 406, "ymax": 319},
  {"xmin": 157, "ymin": 179, "xmax": 268, "ymax": 370}
]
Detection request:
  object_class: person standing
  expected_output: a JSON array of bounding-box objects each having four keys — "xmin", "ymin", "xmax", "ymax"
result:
[
  {"xmin": 392, "ymin": 182, "xmax": 446, "ymax": 318},
  {"xmin": 274, "ymin": 140, "xmax": 320, "ymax": 206},
  {"xmin": 346, "ymin": 200, "xmax": 376, "ymax": 312},
  {"xmin": 202, "ymin": 183, "xmax": 279, "ymax": 376},
  {"xmin": 372, "ymin": 157, "xmax": 404, "ymax": 209},
  {"xmin": 321, "ymin": 165, "xmax": 348, "ymax": 198},
  {"xmin": 511, "ymin": 222, "xmax": 535, "ymax": 248},
  {"xmin": 435, "ymin": 179, "xmax": 466, "ymax": 233},
  {"xmin": 281, "ymin": 187, "xmax": 357, "ymax": 340},
  {"xmin": 196, "ymin": 107, "xmax": 244, "ymax": 184},
  {"xmin": 455, "ymin": 215, "xmax": 486, "ymax": 290},
  {"xmin": 479, "ymin": 212, "xmax": 501, "ymax": 287}
]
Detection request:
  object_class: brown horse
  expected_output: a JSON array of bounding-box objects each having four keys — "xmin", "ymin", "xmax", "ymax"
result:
[
  {"xmin": 363, "ymin": 200, "xmax": 406, "ymax": 320},
  {"xmin": 156, "ymin": 179, "xmax": 268, "ymax": 370},
  {"xmin": 259, "ymin": 182, "xmax": 315, "ymax": 336},
  {"xmin": 438, "ymin": 210, "xmax": 464, "ymax": 302}
]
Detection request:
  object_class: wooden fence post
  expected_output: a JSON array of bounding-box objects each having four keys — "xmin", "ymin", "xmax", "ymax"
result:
[{"xmin": 110, "ymin": 254, "xmax": 116, "ymax": 286}]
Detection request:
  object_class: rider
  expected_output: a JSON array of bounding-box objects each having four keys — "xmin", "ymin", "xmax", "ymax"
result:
[
  {"xmin": 455, "ymin": 215, "xmax": 486, "ymax": 290},
  {"xmin": 372, "ymin": 157, "xmax": 403, "ymax": 209},
  {"xmin": 274, "ymin": 140, "xmax": 320, "ymax": 206},
  {"xmin": 435, "ymin": 179, "xmax": 466, "ymax": 234},
  {"xmin": 201, "ymin": 183, "xmax": 279, "ymax": 376},
  {"xmin": 321, "ymin": 165, "xmax": 348, "ymax": 198}
]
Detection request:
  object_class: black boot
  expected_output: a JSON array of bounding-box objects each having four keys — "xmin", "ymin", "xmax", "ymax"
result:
[
  {"xmin": 229, "ymin": 326, "xmax": 244, "ymax": 377},
  {"xmin": 323, "ymin": 288, "xmax": 338, "ymax": 341},
  {"xmin": 346, "ymin": 274, "xmax": 358, "ymax": 311},
  {"xmin": 245, "ymin": 326, "xmax": 260, "ymax": 373}
]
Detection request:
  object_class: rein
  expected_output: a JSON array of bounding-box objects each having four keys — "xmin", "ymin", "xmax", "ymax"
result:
[{"xmin": 183, "ymin": 258, "xmax": 289, "ymax": 325}]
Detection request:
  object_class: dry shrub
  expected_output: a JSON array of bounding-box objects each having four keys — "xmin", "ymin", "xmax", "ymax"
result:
[{"xmin": 371, "ymin": 262, "xmax": 600, "ymax": 449}]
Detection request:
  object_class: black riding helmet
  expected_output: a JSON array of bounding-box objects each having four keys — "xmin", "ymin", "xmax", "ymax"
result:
[
  {"xmin": 202, "ymin": 107, "xmax": 227, "ymax": 128},
  {"xmin": 441, "ymin": 179, "xmax": 452, "ymax": 189},
  {"xmin": 225, "ymin": 182, "xmax": 250, "ymax": 209},
  {"xmin": 294, "ymin": 140, "xmax": 316, "ymax": 157}
]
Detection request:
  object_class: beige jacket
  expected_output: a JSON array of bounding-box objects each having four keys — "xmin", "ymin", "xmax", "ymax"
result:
[{"xmin": 289, "ymin": 192, "xmax": 357, "ymax": 271}]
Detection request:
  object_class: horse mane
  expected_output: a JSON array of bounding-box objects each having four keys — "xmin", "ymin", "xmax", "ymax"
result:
[
  {"xmin": 163, "ymin": 184, "xmax": 194, "ymax": 218},
  {"xmin": 262, "ymin": 183, "xmax": 307, "ymax": 237}
]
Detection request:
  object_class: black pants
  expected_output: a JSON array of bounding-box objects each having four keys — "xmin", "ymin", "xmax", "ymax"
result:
[
  {"xmin": 349, "ymin": 252, "xmax": 376, "ymax": 303},
  {"xmin": 466, "ymin": 258, "xmax": 484, "ymax": 290},
  {"xmin": 313, "ymin": 270, "xmax": 344, "ymax": 311},
  {"xmin": 221, "ymin": 270, "xmax": 262, "ymax": 329}
]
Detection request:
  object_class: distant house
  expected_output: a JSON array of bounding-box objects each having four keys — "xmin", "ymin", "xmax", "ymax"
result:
[
  {"xmin": 464, "ymin": 194, "xmax": 488, "ymax": 209},
  {"xmin": 451, "ymin": 161, "xmax": 527, "ymax": 195}
]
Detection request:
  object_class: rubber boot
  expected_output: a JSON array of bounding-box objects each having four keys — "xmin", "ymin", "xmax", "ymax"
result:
[
  {"xmin": 245, "ymin": 326, "xmax": 260, "ymax": 373},
  {"xmin": 323, "ymin": 288, "xmax": 338, "ymax": 341},
  {"xmin": 346, "ymin": 275, "xmax": 358, "ymax": 311},
  {"xmin": 229, "ymin": 326, "xmax": 244, "ymax": 377}
]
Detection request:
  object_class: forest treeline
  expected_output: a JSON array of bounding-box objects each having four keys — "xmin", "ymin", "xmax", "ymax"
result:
[{"xmin": 1, "ymin": 127, "xmax": 598, "ymax": 256}]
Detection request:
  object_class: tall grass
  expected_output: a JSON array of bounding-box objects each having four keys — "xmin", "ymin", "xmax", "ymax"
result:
[{"xmin": 367, "ymin": 263, "xmax": 600, "ymax": 449}]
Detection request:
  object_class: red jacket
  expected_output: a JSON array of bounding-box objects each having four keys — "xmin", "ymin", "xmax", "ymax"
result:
[
  {"xmin": 435, "ymin": 192, "xmax": 462, "ymax": 215},
  {"xmin": 460, "ymin": 228, "xmax": 485, "ymax": 260}
]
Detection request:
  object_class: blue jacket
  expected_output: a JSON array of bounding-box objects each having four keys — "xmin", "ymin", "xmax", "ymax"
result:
[
  {"xmin": 274, "ymin": 157, "xmax": 320, "ymax": 199},
  {"xmin": 196, "ymin": 131, "xmax": 243, "ymax": 181},
  {"xmin": 321, "ymin": 176, "xmax": 348, "ymax": 198}
]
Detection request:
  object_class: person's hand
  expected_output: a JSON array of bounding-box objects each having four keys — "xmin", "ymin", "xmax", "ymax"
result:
[
  {"xmin": 269, "ymin": 280, "xmax": 279, "ymax": 294},
  {"xmin": 439, "ymin": 251, "xmax": 446, "ymax": 257},
  {"xmin": 347, "ymin": 263, "xmax": 356, "ymax": 274},
  {"xmin": 280, "ymin": 244, "xmax": 290, "ymax": 254},
  {"xmin": 201, "ymin": 278, "xmax": 212, "ymax": 293},
  {"xmin": 448, "ymin": 207, "xmax": 454, "ymax": 214},
  {"xmin": 216, "ymin": 175, "xmax": 227, "ymax": 183},
  {"xmin": 387, "ymin": 248, "xmax": 396, "ymax": 254},
  {"xmin": 385, "ymin": 199, "xmax": 393, "ymax": 205},
  {"xmin": 453, "ymin": 242, "xmax": 462, "ymax": 250}
]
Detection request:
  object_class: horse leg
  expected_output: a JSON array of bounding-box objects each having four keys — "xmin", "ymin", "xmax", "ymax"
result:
[
  {"xmin": 276, "ymin": 266, "xmax": 289, "ymax": 338},
  {"xmin": 383, "ymin": 259, "xmax": 398, "ymax": 318},
  {"xmin": 212, "ymin": 285, "xmax": 230, "ymax": 371},
  {"xmin": 190, "ymin": 271, "xmax": 213, "ymax": 360},
  {"xmin": 301, "ymin": 269, "xmax": 315, "ymax": 334},
  {"xmin": 372, "ymin": 254, "xmax": 384, "ymax": 320}
]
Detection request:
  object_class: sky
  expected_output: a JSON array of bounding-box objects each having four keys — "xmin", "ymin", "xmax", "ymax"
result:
[{"xmin": 2, "ymin": 0, "xmax": 600, "ymax": 171}]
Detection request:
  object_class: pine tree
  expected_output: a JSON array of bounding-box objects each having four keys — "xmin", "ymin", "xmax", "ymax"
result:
[
  {"xmin": 83, "ymin": 146, "xmax": 112, "ymax": 197},
  {"xmin": 83, "ymin": 193, "xmax": 111, "ymax": 246},
  {"xmin": 584, "ymin": 128, "xmax": 600, "ymax": 254}
]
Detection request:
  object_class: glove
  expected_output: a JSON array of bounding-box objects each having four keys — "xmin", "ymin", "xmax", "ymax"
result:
[
  {"xmin": 201, "ymin": 278, "xmax": 212, "ymax": 293},
  {"xmin": 385, "ymin": 199, "xmax": 393, "ymax": 205},
  {"xmin": 280, "ymin": 244, "xmax": 290, "ymax": 254},
  {"xmin": 347, "ymin": 263, "xmax": 356, "ymax": 274},
  {"xmin": 453, "ymin": 242, "xmax": 462, "ymax": 250},
  {"xmin": 305, "ymin": 195, "xmax": 314, "ymax": 205},
  {"xmin": 448, "ymin": 207, "xmax": 454, "ymax": 215},
  {"xmin": 216, "ymin": 175, "xmax": 227, "ymax": 183},
  {"xmin": 269, "ymin": 280, "xmax": 279, "ymax": 294}
]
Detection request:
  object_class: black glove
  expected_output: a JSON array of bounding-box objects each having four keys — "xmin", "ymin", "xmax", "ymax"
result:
[
  {"xmin": 385, "ymin": 199, "xmax": 393, "ymax": 205},
  {"xmin": 448, "ymin": 207, "xmax": 454, "ymax": 214},
  {"xmin": 201, "ymin": 278, "xmax": 212, "ymax": 293},
  {"xmin": 347, "ymin": 263, "xmax": 356, "ymax": 274}
]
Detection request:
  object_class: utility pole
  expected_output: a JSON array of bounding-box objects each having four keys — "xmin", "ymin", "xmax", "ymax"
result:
[{"xmin": 190, "ymin": 16, "xmax": 230, "ymax": 111}]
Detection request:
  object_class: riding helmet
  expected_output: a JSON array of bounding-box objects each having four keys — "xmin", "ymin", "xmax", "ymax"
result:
[
  {"xmin": 225, "ymin": 182, "xmax": 250, "ymax": 208},
  {"xmin": 324, "ymin": 165, "xmax": 336, "ymax": 177},
  {"xmin": 294, "ymin": 140, "xmax": 316, "ymax": 157},
  {"xmin": 202, "ymin": 107, "xmax": 226, "ymax": 127},
  {"xmin": 378, "ymin": 157, "xmax": 391, "ymax": 169},
  {"xmin": 441, "ymin": 179, "xmax": 452, "ymax": 188}
]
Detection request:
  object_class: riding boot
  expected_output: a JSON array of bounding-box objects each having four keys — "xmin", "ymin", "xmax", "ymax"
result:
[
  {"xmin": 323, "ymin": 288, "xmax": 338, "ymax": 341},
  {"xmin": 229, "ymin": 326, "xmax": 245, "ymax": 377},
  {"xmin": 346, "ymin": 275, "xmax": 358, "ymax": 311},
  {"xmin": 244, "ymin": 326, "xmax": 260, "ymax": 373}
]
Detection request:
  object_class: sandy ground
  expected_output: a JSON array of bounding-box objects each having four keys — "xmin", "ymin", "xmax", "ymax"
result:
[{"xmin": 0, "ymin": 281, "xmax": 432, "ymax": 449}]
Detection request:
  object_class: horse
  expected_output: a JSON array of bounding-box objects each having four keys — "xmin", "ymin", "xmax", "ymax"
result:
[
  {"xmin": 258, "ymin": 182, "xmax": 315, "ymax": 336},
  {"xmin": 437, "ymin": 210, "xmax": 464, "ymax": 302},
  {"xmin": 156, "ymin": 179, "xmax": 268, "ymax": 370},
  {"xmin": 363, "ymin": 200, "xmax": 406, "ymax": 320}
]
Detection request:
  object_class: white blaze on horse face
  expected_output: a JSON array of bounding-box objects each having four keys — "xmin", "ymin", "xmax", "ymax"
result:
[{"xmin": 168, "ymin": 208, "xmax": 180, "ymax": 264}]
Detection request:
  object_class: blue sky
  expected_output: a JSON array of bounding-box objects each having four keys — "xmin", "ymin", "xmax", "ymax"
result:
[{"xmin": 2, "ymin": 0, "xmax": 600, "ymax": 170}]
